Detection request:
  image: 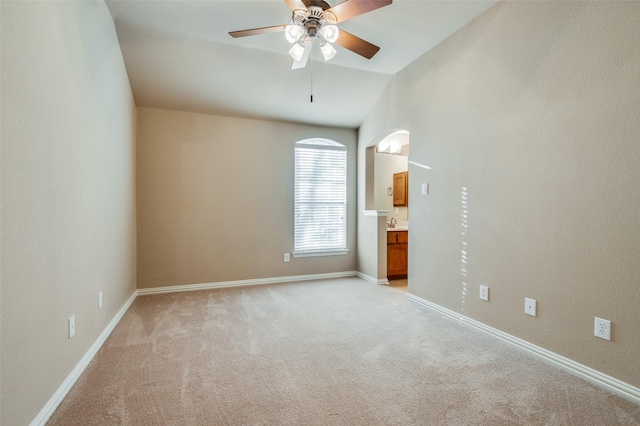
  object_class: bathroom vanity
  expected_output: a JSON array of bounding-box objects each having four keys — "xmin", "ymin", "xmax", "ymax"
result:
[{"xmin": 387, "ymin": 229, "xmax": 408, "ymax": 279}]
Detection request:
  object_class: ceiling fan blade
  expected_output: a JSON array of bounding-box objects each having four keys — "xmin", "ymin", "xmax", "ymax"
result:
[
  {"xmin": 334, "ymin": 29, "xmax": 380, "ymax": 59},
  {"xmin": 327, "ymin": 0, "xmax": 392, "ymax": 23},
  {"xmin": 229, "ymin": 25, "xmax": 286, "ymax": 38},
  {"xmin": 291, "ymin": 40, "xmax": 313, "ymax": 70},
  {"xmin": 284, "ymin": 0, "xmax": 308, "ymax": 12}
]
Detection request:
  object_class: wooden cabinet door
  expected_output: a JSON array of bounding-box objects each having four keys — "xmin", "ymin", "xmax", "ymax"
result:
[
  {"xmin": 393, "ymin": 171, "xmax": 408, "ymax": 206},
  {"xmin": 387, "ymin": 242, "xmax": 408, "ymax": 278},
  {"xmin": 387, "ymin": 231, "xmax": 408, "ymax": 278},
  {"xmin": 387, "ymin": 231, "xmax": 397, "ymax": 244}
]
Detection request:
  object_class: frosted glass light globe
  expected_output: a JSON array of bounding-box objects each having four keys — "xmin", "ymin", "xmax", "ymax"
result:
[{"xmin": 284, "ymin": 25, "xmax": 303, "ymax": 43}]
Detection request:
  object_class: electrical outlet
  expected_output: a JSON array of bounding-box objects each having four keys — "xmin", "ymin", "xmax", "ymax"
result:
[
  {"xmin": 422, "ymin": 183, "xmax": 429, "ymax": 195},
  {"xmin": 594, "ymin": 317, "xmax": 611, "ymax": 341},
  {"xmin": 284, "ymin": 253, "xmax": 290, "ymax": 262},
  {"xmin": 68, "ymin": 315, "xmax": 76, "ymax": 339},
  {"xmin": 98, "ymin": 291, "xmax": 103, "ymax": 309},
  {"xmin": 524, "ymin": 298, "xmax": 537, "ymax": 316},
  {"xmin": 479, "ymin": 285, "xmax": 489, "ymax": 302}
]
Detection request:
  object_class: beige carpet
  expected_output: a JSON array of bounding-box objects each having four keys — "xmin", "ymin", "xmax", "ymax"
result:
[{"xmin": 48, "ymin": 278, "xmax": 640, "ymax": 425}]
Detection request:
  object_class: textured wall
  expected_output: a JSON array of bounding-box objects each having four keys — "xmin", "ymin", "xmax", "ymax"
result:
[
  {"xmin": 136, "ymin": 107, "xmax": 357, "ymax": 289},
  {"xmin": 0, "ymin": 2, "xmax": 137, "ymax": 424},
  {"xmin": 359, "ymin": 1, "xmax": 640, "ymax": 387}
]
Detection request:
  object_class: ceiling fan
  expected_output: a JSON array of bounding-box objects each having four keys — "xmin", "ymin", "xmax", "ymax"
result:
[{"xmin": 229, "ymin": 0, "xmax": 392, "ymax": 70}]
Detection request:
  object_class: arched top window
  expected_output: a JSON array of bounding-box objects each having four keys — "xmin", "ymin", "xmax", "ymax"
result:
[
  {"xmin": 293, "ymin": 139, "xmax": 348, "ymax": 257},
  {"xmin": 296, "ymin": 139, "xmax": 345, "ymax": 148}
]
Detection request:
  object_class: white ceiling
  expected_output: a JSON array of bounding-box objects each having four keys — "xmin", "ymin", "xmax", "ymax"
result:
[{"xmin": 105, "ymin": 0, "xmax": 497, "ymax": 128}]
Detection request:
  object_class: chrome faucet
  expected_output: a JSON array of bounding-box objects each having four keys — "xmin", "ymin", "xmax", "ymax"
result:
[{"xmin": 389, "ymin": 217, "xmax": 397, "ymax": 228}]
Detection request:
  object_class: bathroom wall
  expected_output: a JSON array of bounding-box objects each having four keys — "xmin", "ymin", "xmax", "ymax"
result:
[{"xmin": 374, "ymin": 151, "xmax": 409, "ymax": 223}]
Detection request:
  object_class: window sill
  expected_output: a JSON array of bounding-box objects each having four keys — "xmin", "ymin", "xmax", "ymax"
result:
[{"xmin": 293, "ymin": 249, "xmax": 349, "ymax": 258}]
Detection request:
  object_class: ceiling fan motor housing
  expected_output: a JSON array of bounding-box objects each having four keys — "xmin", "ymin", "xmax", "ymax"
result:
[
  {"xmin": 308, "ymin": 6, "xmax": 324, "ymax": 20},
  {"xmin": 306, "ymin": 7, "xmax": 323, "ymax": 37},
  {"xmin": 293, "ymin": 6, "xmax": 337, "ymax": 39}
]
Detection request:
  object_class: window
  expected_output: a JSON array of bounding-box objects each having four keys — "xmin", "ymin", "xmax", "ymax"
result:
[{"xmin": 294, "ymin": 139, "xmax": 348, "ymax": 257}]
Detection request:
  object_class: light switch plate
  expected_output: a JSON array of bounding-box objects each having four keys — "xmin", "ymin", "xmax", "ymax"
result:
[
  {"xmin": 479, "ymin": 285, "xmax": 489, "ymax": 301},
  {"xmin": 480, "ymin": 285, "xmax": 489, "ymax": 302},
  {"xmin": 68, "ymin": 315, "xmax": 76, "ymax": 338}
]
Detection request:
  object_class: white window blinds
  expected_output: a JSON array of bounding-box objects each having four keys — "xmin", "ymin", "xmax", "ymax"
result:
[{"xmin": 294, "ymin": 140, "xmax": 347, "ymax": 256}]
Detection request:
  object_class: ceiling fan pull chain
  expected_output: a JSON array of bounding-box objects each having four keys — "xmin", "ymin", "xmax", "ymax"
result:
[{"xmin": 310, "ymin": 49, "xmax": 314, "ymax": 103}]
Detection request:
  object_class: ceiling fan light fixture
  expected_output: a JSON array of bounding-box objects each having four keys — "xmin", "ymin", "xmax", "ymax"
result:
[
  {"xmin": 320, "ymin": 41, "xmax": 337, "ymax": 61},
  {"xmin": 229, "ymin": 0, "xmax": 392, "ymax": 69},
  {"xmin": 319, "ymin": 24, "xmax": 339, "ymax": 43},
  {"xmin": 284, "ymin": 24, "xmax": 303, "ymax": 43},
  {"xmin": 289, "ymin": 42, "xmax": 306, "ymax": 61}
]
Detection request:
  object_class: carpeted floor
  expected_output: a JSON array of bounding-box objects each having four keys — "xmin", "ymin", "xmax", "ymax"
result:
[{"xmin": 48, "ymin": 278, "xmax": 640, "ymax": 425}]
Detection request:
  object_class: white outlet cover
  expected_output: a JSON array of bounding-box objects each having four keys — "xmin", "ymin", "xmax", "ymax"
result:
[
  {"xmin": 284, "ymin": 253, "xmax": 290, "ymax": 262},
  {"xmin": 525, "ymin": 298, "xmax": 537, "ymax": 316},
  {"xmin": 422, "ymin": 183, "xmax": 429, "ymax": 195},
  {"xmin": 98, "ymin": 291, "xmax": 103, "ymax": 309},
  {"xmin": 594, "ymin": 317, "xmax": 611, "ymax": 341}
]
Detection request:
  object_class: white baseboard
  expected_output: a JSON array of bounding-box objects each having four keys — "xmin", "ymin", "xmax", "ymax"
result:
[
  {"xmin": 406, "ymin": 293, "xmax": 640, "ymax": 404},
  {"xmin": 137, "ymin": 271, "xmax": 359, "ymax": 295},
  {"xmin": 357, "ymin": 272, "xmax": 389, "ymax": 285},
  {"xmin": 30, "ymin": 290, "xmax": 138, "ymax": 426}
]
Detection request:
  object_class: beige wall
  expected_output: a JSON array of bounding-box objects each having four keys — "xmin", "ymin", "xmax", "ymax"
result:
[
  {"xmin": 374, "ymin": 152, "xmax": 409, "ymax": 222},
  {"xmin": 136, "ymin": 107, "xmax": 357, "ymax": 289},
  {"xmin": 357, "ymin": 213, "xmax": 388, "ymax": 282},
  {"xmin": 0, "ymin": 1, "xmax": 137, "ymax": 424},
  {"xmin": 359, "ymin": 1, "xmax": 640, "ymax": 387}
]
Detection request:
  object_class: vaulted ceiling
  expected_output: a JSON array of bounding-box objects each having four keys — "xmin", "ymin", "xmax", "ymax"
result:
[{"xmin": 105, "ymin": 0, "xmax": 497, "ymax": 128}]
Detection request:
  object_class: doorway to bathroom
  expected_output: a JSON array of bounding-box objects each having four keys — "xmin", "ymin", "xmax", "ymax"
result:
[{"xmin": 373, "ymin": 130, "xmax": 410, "ymax": 290}]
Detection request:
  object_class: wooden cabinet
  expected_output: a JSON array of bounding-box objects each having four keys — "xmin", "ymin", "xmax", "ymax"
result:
[
  {"xmin": 387, "ymin": 231, "xmax": 408, "ymax": 279},
  {"xmin": 393, "ymin": 171, "xmax": 408, "ymax": 206}
]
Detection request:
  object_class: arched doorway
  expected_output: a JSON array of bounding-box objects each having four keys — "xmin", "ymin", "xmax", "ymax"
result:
[{"xmin": 364, "ymin": 129, "xmax": 410, "ymax": 289}]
